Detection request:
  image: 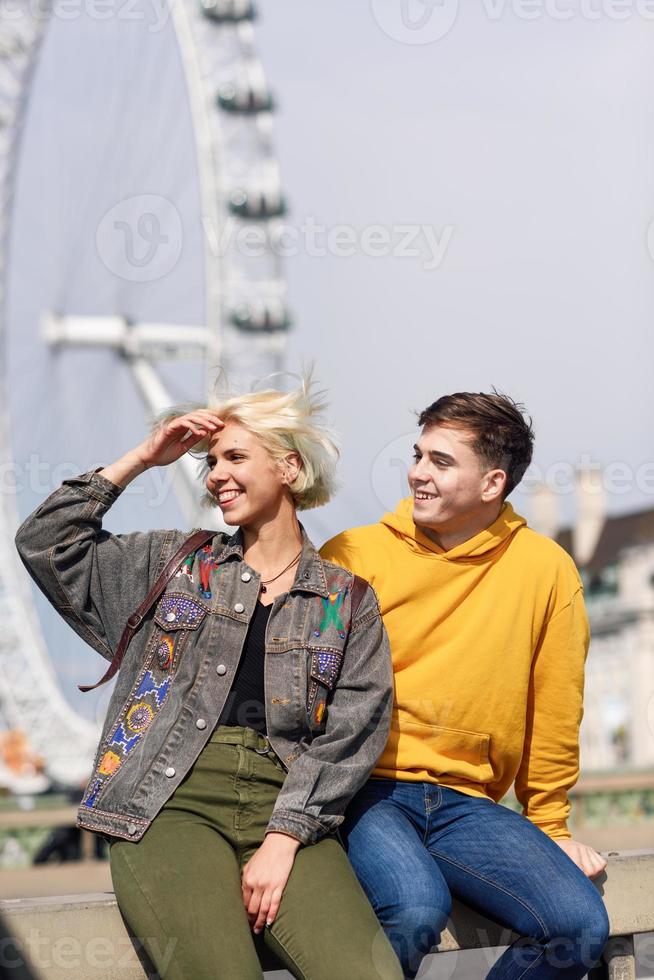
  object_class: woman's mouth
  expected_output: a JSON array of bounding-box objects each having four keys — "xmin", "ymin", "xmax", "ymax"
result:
[{"xmin": 217, "ymin": 489, "xmax": 244, "ymax": 508}]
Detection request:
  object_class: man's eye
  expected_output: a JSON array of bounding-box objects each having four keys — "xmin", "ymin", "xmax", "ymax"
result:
[{"xmin": 412, "ymin": 453, "xmax": 421, "ymax": 462}]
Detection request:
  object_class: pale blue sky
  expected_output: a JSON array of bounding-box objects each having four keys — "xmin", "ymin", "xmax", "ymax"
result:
[{"xmin": 8, "ymin": 0, "xmax": 653, "ymax": 717}]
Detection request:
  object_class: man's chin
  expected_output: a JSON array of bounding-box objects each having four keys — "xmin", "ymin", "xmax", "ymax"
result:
[{"xmin": 412, "ymin": 504, "xmax": 447, "ymax": 530}]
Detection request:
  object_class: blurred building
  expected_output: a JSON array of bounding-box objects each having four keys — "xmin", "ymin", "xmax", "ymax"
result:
[{"xmin": 532, "ymin": 471, "xmax": 654, "ymax": 848}]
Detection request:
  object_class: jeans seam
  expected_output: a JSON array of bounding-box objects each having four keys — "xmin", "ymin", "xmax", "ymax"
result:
[
  {"xmin": 427, "ymin": 848, "xmax": 548, "ymax": 942},
  {"xmin": 513, "ymin": 944, "xmax": 547, "ymax": 980},
  {"xmin": 266, "ymin": 927, "xmax": 309, "ymax": 980},
  {"xmin": 117, "ymin": 845, "xmax": 189, "ymax": 980}
]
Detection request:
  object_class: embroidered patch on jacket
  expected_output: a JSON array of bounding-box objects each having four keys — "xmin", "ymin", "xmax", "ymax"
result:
[
  {"xmin": 312, "ymin": 700, "xmax": 326, "ymax": 725},
  {"xmin": 156, "ymin": 636, "xmax": 174, "ymax": 671},
  {"xmin": 310, "ymin": 649, "xmax": 343, "ymax": 689},
  {"xmin": 315, "ymin": 590, "xmax": 347, "ymax": 637},
  {"xmin": 197, "ymin": 543, "xmax": 219, "ymax": 599},
  {"xmin": 156, "ymin": 593, "xmax": 206, "ymax": 629},
  {"xmin": 174, "ymin": 554, "xmax": 195, "ymax": 584},
  {"xmin": 82, "ymin": 670, "xmax": 172, "ymax": 809}
]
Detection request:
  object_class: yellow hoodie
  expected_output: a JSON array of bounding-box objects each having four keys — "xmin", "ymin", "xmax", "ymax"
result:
[{"xmin": 320, "ymin": 498, "xmax": 589, "ymax": 840}]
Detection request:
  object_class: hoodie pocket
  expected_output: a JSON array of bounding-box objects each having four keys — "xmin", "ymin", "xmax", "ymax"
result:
[{"xmin": 389, "ymin": 716, "xmax": 494, "ymax": 784}]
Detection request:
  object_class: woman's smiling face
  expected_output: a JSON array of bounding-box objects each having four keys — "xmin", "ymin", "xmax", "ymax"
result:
[{"xmin": 204, "ymin": 420, "xmax": 296, "ymax": 526}]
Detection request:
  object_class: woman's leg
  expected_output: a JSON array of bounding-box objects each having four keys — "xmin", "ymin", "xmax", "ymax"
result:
[
  {"xmin": 110, "ymin": 811, "xmax": 263, "ymax": 980},
  {"xmin": 261, "ymin": 835, "xmax": 404, "ymax": 980}
]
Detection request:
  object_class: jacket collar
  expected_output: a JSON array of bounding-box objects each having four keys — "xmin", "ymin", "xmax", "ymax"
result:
[{"xmin": 215, "ymin": 524, "xmax": 330, "ymax": 598}]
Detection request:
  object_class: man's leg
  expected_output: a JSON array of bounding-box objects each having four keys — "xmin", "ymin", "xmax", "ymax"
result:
[
  {"xmin": 341, "ymin": 780, "xmax": 452, "ymax": 978},
  {"xmin": 261, "ymin": 835, "xmax": 404, "ymax": 980},
  {"xmin": 428, "ymin": 788, "xmax": 610, "ymax": 980}
]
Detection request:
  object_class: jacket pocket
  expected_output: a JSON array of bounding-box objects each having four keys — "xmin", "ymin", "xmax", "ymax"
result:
[
  {"xmin": 306, "ymin": 648, "xmax": 344, "ymax": 730},
  {"xmin": 389, "ymin": 716, "xmax": 494, "ymax": 784},
  {"xmin": 153, "ymin": 592, "xmax": 209, "ymax": 631}
]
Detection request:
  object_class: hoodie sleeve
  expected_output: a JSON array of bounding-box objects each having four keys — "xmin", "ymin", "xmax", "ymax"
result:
[{"xmin": 514, "ymin": 587, "xmax": 590, "ymax": 840}]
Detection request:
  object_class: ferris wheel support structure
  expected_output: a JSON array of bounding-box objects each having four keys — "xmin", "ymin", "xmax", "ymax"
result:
[{"xmin": 0, "ymin": 0, "xmax": 291, "ymax": 788}]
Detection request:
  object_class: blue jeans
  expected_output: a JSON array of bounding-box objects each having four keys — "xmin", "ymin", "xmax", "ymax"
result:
[{"xmin": 341, "ymin": 779, "xmax": 610, "ymax": 980}]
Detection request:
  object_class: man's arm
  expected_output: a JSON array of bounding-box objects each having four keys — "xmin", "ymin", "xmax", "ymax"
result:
[{"xmin": 514, "ymin": 586, "xmax": 606, "ymax": 877}]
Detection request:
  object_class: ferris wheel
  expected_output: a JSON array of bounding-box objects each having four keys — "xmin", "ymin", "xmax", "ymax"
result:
[{"xmin": 0, "ymin": 0, "xmax": 290, "ymax": 788}]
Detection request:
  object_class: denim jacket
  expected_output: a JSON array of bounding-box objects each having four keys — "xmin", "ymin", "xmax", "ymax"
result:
[{"xmin": 14, "ymin": 469, "xmax": 393, "ymax": 846}]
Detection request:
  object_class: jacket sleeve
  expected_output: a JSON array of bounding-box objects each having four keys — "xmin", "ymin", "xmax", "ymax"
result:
[
  {"xmin": 514, "ymin": 587, "xmax": 590, "ymax": 840},
  {"xmin": 14, "ymin": 469, "xmax": 178, "ymax": 663},
  {"xmin": 266, "ymin": 584, "xmax": 394, "ymax": 846}
]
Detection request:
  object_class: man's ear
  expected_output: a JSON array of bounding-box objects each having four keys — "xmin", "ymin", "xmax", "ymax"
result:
[
  {"xmin": 281, "ymin": 451, "xmax": 302, "ymax": 485},
  {"xmin": 481, "ymin": 468, "xmax": 507, "ymax": 503}
]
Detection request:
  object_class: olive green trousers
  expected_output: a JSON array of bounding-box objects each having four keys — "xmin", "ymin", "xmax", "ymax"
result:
[{"xmin": 109, "ymin": 726, "xmax": 402, "ymax": 980}]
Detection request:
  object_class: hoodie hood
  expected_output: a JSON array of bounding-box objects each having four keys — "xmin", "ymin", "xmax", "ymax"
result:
[{"xmin": 381, "ymin": 496, "xmax": 527, "ymax": 560}]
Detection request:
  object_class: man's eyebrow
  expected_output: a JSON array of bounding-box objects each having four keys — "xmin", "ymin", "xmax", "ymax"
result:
[{"xmin": 413, "ymin": 444, "xmax": 456, "ymax": 463}]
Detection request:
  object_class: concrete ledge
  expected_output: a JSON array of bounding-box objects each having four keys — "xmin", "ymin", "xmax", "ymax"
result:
[{"xmin": 1, "ymin": 850, "xmax": 653, "ymax": 979}]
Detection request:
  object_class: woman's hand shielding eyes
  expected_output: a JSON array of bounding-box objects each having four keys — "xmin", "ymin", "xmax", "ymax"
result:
[{"xmin": 135, "ymin": 409, "xmax": 225, "ymax": 470}]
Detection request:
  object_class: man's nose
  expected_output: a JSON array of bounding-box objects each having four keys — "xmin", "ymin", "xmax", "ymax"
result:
[{"xmin": 409, "ymin": 459, "xmax": 426, "ymax": 482}]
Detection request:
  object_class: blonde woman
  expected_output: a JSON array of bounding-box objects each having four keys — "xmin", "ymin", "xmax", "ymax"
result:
[{"xmin": 15, "ymin": 378, "xmax": 402, "ymax": 980}]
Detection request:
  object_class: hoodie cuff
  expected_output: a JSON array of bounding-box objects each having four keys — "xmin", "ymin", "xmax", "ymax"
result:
[{"xmin": 529, "ymin": 817, "xmax": 572, "ymax": 841}]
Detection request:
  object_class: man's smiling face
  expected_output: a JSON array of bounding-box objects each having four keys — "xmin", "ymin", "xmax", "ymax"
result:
[{"xmin": 408, "ymin": 424, "xmax": 498, "ymax": 532}]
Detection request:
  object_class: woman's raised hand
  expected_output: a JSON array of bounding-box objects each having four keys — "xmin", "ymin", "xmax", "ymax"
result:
[{"xmin": 135, "ymin": 409, "xmax": 224, "ymax": 470}]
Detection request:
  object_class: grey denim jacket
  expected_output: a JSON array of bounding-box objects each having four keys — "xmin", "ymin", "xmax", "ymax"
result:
[{"xmin": 14, "ymin": 469, "xmax": 393, "ymax": 846}]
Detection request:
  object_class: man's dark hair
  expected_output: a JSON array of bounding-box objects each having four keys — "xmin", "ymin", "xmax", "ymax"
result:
[{"xmin": 417, "ymin": 390, "xmax": 535, "ymax": 498}]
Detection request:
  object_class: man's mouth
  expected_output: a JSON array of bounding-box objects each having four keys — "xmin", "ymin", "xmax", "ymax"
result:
[{"xmin": 413, "ymin": 491, "xmax": 438, "ymax": 501}]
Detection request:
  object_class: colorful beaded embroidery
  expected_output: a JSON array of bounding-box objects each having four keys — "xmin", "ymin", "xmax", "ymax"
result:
[
  {"xmin": 156, "ymin": 593, "xmax": 206, "ymax": 629},
  {"xmin": 82, "ymin": 670, "xmax": 172, "ymax": 809},
  {"xmin": 126, "ymin": 701, "xmax": 155, "ymax": 732},
  {"xmin": 157, "ymin": 636, "xmax": 174, "ymax": 671},
  {"xmin": 311, "ymin": 650, "xmax": 343, "ymax": 689}
]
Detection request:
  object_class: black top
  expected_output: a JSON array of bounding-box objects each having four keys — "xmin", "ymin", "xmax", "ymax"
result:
[{"xmin": 217, "ymin": 600, "xmax": 272, "ymax": 734}]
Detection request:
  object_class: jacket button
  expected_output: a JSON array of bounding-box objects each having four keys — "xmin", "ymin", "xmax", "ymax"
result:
[
  {"xmin": 196, "ymin": 718, "xmax": 207, "ymax": 730},
  {"xmin": 216, "ymin": 664, "xmax": 227, "ymax": 675},
  {"xmin": 165, "ymin": 766, "xmax": 176, "ymax": 777},
  {"xmin": 234, "ymin": 602, "xmax": 245, "ymax": 613},
  {"xmin": 127, "ymin": 823, "xmax": 137, "ymax": 836},
  {"xmin": 165, "ymin": 612, "xmax": 176, "ymax": 622},
  {"xmin": 241, "ymin": 572, "xmax": 252, "ymax": 583}
]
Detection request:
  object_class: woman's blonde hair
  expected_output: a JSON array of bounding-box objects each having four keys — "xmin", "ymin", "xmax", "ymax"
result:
[{"xmin": 154, "ymin": 371, "xmax": 340, "ymax": 511}]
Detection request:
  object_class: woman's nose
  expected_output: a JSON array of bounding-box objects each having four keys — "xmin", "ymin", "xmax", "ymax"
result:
[{"xmin": 207, "ymin": 464, "xmax": 228, "ymax": 487}]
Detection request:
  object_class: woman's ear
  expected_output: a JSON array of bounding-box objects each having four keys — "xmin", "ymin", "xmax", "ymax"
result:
[{"xmin": 281, "ymin": 451, "xmax": 302, "ymax": 485}]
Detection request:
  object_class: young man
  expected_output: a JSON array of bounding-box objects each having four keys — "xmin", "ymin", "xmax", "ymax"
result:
[{"xmin": 321, "ymin": 392, "xmax": 610, "ymax": 980}]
